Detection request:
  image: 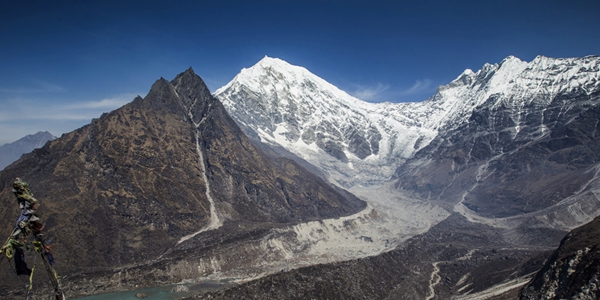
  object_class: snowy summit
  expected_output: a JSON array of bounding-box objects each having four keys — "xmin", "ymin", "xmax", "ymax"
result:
[{"xmin": 215, "ymin": 55, "xmax": 600, "ymax": 188}]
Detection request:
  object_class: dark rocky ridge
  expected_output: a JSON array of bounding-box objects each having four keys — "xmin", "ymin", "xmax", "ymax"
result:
[
  {"xmin": 520, "ymin": 215, "xmax": 600, "ymax": 299},
  {"xmin": 0, "ymin": 68, "xmax": 364, "ymax": 298}
]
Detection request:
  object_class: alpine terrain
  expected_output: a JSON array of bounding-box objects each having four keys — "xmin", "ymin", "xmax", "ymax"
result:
[
  {"xmin": 0, "ymin": 54, "xmax": 598, "ymax": 299},
  {"xmin": 210, "ymin": 55, "xmax": 600, "ymax": 299},
  {"xmin": 0, "ymin": 68, "xmax": 365, "ymax": 299}
]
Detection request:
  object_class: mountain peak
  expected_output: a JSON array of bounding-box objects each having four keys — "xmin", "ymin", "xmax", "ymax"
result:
[
  {"xmin": 184, "ymin": 66, "xmax": 196, "ymax": 74},
  {"xmin": 253, "ymin": 56, "xmax": 302, "ymax": 73},
  {"xmin": 450, "ymin": 69, "xmax": 476, "ymax": 87},
  {"xmin": 244, "ymin": 56, "xmax": 305, "ymax": 78},
  {"xmin": 257, "ymin": 55, "xmax": 282, "ymax": 65},
  {"xmin": 172, "ymin": 67, "xmax": 204, "ymax": 88},
  {"xmin": 500, "ymin": 55, "xmax": 521, "ymax": 64},
  {"xmin": 0, "ymin": 131, "xmax": 56, "ymax": 170},
  {"xmin": 146, "ymin": 77, "xmax": 178, "ymax": 101},
  {"xmin": 172, "ymin": 67, "xmax": 200, "ymax": 85},
  {"xmin": 216, "ymin": 56, "xmax": 360, "ymax": 106}
]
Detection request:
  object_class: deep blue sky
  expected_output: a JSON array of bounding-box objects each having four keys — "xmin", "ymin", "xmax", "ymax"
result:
[{"xmin": 1, "ymin": 0, "xmax": 599, "ymax": 145}]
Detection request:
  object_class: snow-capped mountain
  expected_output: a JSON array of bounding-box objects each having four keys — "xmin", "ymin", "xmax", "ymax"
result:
[
  {"xmin": 211, "ymin": 56, "xmax": 600, "ymax": 299},
  {"xmin": 215, "ymin": 55, "xmax": 600, "ymax": 190},
  {"xmin": 396, "ymin": 55, "xmax": 600, "ymax": 223},
  {"xmin": 215, "ymin": 56, "xmax": 437, "ymax": 187},
  {"xmin": 422, "ymin": 55, "xmax": 600, "ymax": 132},
  {"xmin": 215, "ymin": 55, "xmax": 600, "ymax": 232}
]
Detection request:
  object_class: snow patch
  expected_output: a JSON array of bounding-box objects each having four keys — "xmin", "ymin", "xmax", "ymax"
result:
[
  {"xmin": 178, "ymin": 105, "xmax": 223, "ymax": 245},
  {"xmin": 454, "ymin": 273, "xmax": 535, "ymax": 300}
]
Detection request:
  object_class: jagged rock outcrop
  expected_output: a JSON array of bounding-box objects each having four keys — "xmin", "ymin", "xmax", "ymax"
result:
[
  {"xmin": 0, "ymin": 131, "xmax": 55, "ymax": 170},
  {"xmin": 0, "ymin": 68, "xmax": 364, "ymax": 298},
  {"xmin": 520, "ymin": 215, "xmax": 600, "ymax": 300}
]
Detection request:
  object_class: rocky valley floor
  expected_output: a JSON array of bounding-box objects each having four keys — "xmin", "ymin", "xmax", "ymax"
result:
[
  {"xmin": 184, "ymin": 213, "xmax": 558, "ymax": 300},
  {"xmin": 62, "ymin": 185, "xmax": 567, "ymax": 299}
]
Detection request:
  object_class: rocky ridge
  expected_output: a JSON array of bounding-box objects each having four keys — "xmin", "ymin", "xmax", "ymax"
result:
[
  {"xmin": 0, "ymin": 68, "xmax": 364, "ymax": 298},
  {"xmin": 396, "ymin": 55, "xmax": 600, "ymax": 223}
]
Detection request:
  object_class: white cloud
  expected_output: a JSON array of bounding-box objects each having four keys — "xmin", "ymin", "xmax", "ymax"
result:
[
  {"xmin": 352, "ymin": 83, "xmax": 390, "ymax": 101},
  {"xmin": 0, "ymin": 92, "xmax": 143, "ymax": 144},
  {"xmin": 399, "ymin": 79, "xmax": 433, "ymax": 96},
  {"xmin": 351, "ymin": 79, "xmax": 434, "ymax": 102},
  {"xmin": 63, "ymin": 94, "xmax": 136, "ymax": 110},
  {"xmin": 0, "ymin": 93, "xmax": 139, "ymax": 122},
  {"xmin": 0, "ymin": 80, "xmax": 67, "ymax": 93}
]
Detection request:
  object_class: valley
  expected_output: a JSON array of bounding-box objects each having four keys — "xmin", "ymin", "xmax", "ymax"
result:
[{"xmin": 1, "ymin": 54, "xmax": 599, "ymax": 299}]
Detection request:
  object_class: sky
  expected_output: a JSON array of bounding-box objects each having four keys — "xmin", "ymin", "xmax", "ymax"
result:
[{"xmin": 1, "ymin": 0, "xmax": 599, "ymax": 145}]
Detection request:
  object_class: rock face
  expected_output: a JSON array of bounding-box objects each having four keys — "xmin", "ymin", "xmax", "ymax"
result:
[
  {"xmin": 520, "ymin": 215, "xmax": 600, "ymax": 300},
  {"xmin": 0, "ymin": 68, "xmax": 364, "ymax": 297},
  {"xmin": 0, "ymin": 131, "xmax": 55, "ymax": 170},
  {"xmin": 395, "ymin": 55, "xmax": 600, "ymax": 223}
]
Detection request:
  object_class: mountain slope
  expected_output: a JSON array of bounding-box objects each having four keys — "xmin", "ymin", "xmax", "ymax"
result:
[
  {"xmin": 395, "ymin": 55, "xmax": 600, "ymax": 226},
  {"xmin": 0, "ymin": 131, "xmax": 55, "ymax": 170},
  {"xmin": 0, "ymin": 68, "xmax": 364, "ymax": 297},
  {"xmin": 215, "ymin": 56, "xmax": 437, "ymax": 188},
  {"xmin": 520, "ymin": 215, "xmax": 600, "ymax": 299},
  {"xmin": 192, "ymin": 214, "xmax": 551, "ymax": 300}
]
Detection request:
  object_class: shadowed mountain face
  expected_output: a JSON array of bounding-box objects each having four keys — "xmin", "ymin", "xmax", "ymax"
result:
[
  {"xmin": 392, "ymin": 56, "xmax": 600, "ymax": 222},
  {"xmin": 395, "ymin": 85, "xmax": 600, "ymax": 219},
  {"xmin": 0, "ymin": 68, "xmax": 364, "ymax": 290},
  {"xmin": 520, "ymin": 215, "xmax": 600, "ymax": 299}
]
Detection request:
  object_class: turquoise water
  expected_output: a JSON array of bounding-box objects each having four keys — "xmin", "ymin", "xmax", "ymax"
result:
[{"xmin": 72, "ymin": 281, "xmax": 232, "ymax": 300}]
